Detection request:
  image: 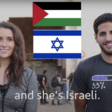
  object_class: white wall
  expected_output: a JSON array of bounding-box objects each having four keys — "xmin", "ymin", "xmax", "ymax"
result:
[
  {"xmin": 75, "ymin": 0, "xmax": 112, "ymax": 60},
  {"xmin": 0, "ymin": 0, "xmax": 66, "ymax": 21}
]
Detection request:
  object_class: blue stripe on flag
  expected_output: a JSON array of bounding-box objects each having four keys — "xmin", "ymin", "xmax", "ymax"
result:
[
  {"xmin": 33, "ymin": 30, "xmax": 81, "ymax": 36},
  {"xmin": 33, "ymin": 53, "xmax": 81, "ymax": 59}
]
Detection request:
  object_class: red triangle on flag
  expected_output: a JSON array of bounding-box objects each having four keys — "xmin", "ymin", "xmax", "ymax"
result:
[{"xmin": 33, "ymin": 3, "xmax": 48, "ymax": 26}]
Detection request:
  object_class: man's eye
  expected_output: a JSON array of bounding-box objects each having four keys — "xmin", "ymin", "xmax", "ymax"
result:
[{"xmin": 100, "ymin": 33, "xmax": 105, "ymax": 36}]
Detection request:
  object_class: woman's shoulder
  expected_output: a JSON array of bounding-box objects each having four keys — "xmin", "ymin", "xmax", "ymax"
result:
[
  {"xmin": 17, "ymin": 67, "xmax": 37, "ymax": 92},
  {"xmin": 56, "ymin": 76, "xmax": 61, "ymax": 79},
  {"xmin": 24, "ymin": 67, "xmax": 33, "ymax": 72},
  {"xmin": 56, "ymin": 75, "xmax": 60, "ymax": 78},
  {"xmin": 23, "ymin": 67, "xmax": 36, "ymax": 82}
]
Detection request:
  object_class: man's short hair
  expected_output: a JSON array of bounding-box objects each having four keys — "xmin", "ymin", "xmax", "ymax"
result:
[
  {"xmin": 93, "ymin": 13, "xmax": 112, "ymax": 34},
  {"xmin": 43, "ymin": 70, "xmax": 47, "ymax": 74}
]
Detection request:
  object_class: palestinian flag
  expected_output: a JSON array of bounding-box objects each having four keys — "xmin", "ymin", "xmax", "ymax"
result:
[{"xmin": 33, "ymin": 2, "xmax": 81, "ymax": 26}]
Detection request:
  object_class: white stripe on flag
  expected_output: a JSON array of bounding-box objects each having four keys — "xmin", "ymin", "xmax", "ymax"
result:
[
  {"xmin": 45, "ymin": 10, "xmax": 81, "ymax": 18},
  {"xmin": 33, "ymin": 36, "xmax": 81, "ymax": 53}
]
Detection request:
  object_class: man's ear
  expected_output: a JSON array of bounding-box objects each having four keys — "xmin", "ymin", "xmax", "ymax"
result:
[{"xmin": 94, "ymin": 34, "xmax": 98, "ymax": 43}]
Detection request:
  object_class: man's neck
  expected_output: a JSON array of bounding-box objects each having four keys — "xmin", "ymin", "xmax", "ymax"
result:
[{"xmin": 101, "ymin": 52, "xmax": 112, "ymax": 64}]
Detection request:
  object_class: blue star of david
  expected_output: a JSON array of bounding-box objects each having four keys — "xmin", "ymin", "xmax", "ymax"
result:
[{"xmin": 51, "ymin": 37, "xmax": 64, "ymax": 52}]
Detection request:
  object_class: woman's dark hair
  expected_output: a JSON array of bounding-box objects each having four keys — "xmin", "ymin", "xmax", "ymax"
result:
[
  {"xmin": 93, "ymin": 13, "xmax": 112, "ymax": 34},
  {"xmin": 52, "ymin": 71, "xmax": 60, "ymax": 78},
  {"xmin": 0, "ymin": 21, "xmax": 25, "ymax": 86}
]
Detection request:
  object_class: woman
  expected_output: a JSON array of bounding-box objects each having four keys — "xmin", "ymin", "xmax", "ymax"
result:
[
  {"xmin": 51, "ymin": 71, "xmax": 66, "ymax": 105},
  {"xmin": 0, "ymin": 21, "xmax": 38, "ymax": 112}
]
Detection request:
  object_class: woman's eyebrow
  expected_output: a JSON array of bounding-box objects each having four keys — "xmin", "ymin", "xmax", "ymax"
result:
[
  {"xmin": 0, "ymin": 36, "xmax": 13, "ymax": 38},
  {"xmin": 7, "ymin": 36, "xmax": 13, "ymax": 38}
]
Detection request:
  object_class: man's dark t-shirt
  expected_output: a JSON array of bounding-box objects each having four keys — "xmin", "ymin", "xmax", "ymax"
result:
[
  {"xmin": 71, "ymin": 54, "xmax": 112, "ymax": 112},
  {"xmin": 40, "ymin": 74, "xmax": 47, "ymax": 89}
]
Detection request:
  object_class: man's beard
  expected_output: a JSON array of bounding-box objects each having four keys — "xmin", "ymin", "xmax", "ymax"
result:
[{"xmin": 99, "ymin": 44, "xmax": 112, "ymax": 55}]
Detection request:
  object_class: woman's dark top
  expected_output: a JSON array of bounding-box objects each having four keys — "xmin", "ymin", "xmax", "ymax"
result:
[
  {"xmin": 0, "ymin": 84, "xmax": 8, "ymax": 95},
  {"xmin": 0, "ymin": 67, "xmax": 38, "ymax": 112}
]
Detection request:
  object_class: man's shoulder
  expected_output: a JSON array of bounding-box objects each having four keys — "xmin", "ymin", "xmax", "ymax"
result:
[
  {"xmin": 79, "ymin": 54, "xmax": 100, "ymax": 70},
  {"xmin": 80, "ymin": 54, "xmax": 100, "ymax": 65},
  {"xmin": 41, "ymin": 74, "xmax": 46, "ymax": 78},
  {"xmin": 41, "ymin": 74, "xmax": 46, "ymax": 80},
  {"xmin": 69, "ymin": 73, "xmax": 73, "ymax": 77}
]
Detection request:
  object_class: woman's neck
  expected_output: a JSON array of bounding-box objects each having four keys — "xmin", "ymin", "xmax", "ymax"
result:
[
  {"xmin": 0, "ymin": 58, "xmax": 10, "ymax": 85},
  {"xmin": 0, "ymin": 58, "xmax": 11, "ymax": 69}
]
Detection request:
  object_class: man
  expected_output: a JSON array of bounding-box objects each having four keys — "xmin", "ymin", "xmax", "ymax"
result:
[
  {"xmin": 40, "ymin": 70, "xmax": 49, "ymax": 104},
  {"xmin": 71, "ymin": 13, "xmax": 112, "ymax": 112},
  {"xmin": 67, "ymin": 68, "xmax": 75, "ymax": 100}
]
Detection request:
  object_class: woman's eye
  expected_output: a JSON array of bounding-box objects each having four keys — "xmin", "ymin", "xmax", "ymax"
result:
[{"xmin": 8, "ymin": 38, "xmax": 13, "ymax": 41}]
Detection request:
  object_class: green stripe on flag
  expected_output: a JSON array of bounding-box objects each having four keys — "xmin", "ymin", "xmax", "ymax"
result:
[{"xmin": 34, "ymin": 18, "xmax": 81, "ymax": 26}]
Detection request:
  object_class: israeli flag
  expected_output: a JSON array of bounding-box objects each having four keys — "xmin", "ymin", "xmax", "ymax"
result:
[{"xmin": 33, "ymin": 30, "xmax": 81, "ymax": 59}]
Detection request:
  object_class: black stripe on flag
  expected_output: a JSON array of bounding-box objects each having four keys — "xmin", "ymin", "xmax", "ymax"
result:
[{"xmin": 33, "ymin": 2, "xmax": 81, "ymax": 10}]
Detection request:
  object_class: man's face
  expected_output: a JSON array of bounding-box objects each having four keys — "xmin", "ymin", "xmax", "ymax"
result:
[{"xmin": 95, "ymin": 22, "xmax": 112, "ymax": 55}]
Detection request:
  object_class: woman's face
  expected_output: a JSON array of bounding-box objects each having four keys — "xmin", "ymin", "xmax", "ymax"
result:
[
  {"xmin": 57, "ymin": 71, "xmax": 60, "ymax": 75},
  {"xmin": 0, "ymin": 28, "xmax": 15, "ymax": 59}
]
